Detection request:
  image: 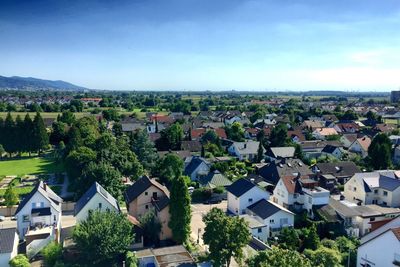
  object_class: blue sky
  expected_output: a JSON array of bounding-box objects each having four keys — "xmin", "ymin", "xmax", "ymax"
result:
[{"xmin": 0, "ymin": 0, "xmax": 400, "ymax": 91}]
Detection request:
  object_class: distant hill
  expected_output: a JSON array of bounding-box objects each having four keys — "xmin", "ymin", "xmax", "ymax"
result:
[{"xmin": 0, "ymin": 75, "xmax": 88, "ymax": 91}]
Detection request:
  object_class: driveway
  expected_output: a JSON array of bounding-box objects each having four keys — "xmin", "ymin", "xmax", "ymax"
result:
[{"xmin": 190, "ymin": 201, "xmax": 227, "ymax": 249}]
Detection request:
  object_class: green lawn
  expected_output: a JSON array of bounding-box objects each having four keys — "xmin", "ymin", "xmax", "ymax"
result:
[
  {"xmin": 0, "ymin": 112, "xmax": 90, "ymax": 119},
  {"xmin": 0, "ymin": 157, "xmax": 64, "ymax": 177}
]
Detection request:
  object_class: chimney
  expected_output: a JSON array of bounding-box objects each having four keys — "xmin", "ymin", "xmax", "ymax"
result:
[{"xmin": 43, "ymin": 182, "xmax": 47, "ymax": 191}]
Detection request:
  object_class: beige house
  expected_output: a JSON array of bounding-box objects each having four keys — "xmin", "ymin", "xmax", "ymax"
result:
[{"xmin": 124, "ymin": 176, "xmax": 172, "ymax": 241}]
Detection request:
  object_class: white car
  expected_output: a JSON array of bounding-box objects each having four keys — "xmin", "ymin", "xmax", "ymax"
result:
[
  {"xmin": 188, "ymin": 187, "xmax": 195, "ymax": 194},
  {"xmin": 0, "ymin": 216, "xmax": 5, "ymax": 222}
]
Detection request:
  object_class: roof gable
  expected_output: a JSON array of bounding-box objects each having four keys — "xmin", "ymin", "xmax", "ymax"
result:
[{"xmin": 226, "ymin": 178, "xmax": 256, "ymax": 197}]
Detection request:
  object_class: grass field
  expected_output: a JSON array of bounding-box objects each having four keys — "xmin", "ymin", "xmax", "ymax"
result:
[
  {"xmin": 0, "ymin": 157, "xmax": 64, "ymax": 177},
  {"xmin": 0, "ymin": 185, "xmax": 61, "ymax": 198}
]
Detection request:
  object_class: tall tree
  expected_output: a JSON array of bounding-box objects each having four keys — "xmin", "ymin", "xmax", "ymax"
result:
[
  {"xmin": 4, "ymin": 185, "xmax": 18, "ymax": 207},
  {"xmin": 303, "ymin": 224, "xmax": 320, "ymax": 250},
  {"xmin": 368, "ymin": 133, "xmax": 392, "ymax": 170},
  {"xmin": 23, "ymin": 114, "xmax": 34, "ymax": 155},
  {"xmin": 3, "ymin": 112, "xmax": 16, "ymax": 156},
  {"xmin": 257, "ymin": 142, "xmax": 264, "ymax": 163},
  {"xmin": 131, "ymin": 129, "xmax": 158, "ymax": 173},
  {"xmin": 169, "ymin": 175, "xmax": 191, "ymax": 244},
  {"xmin": 139, "ymin": 210, "xmax": 161, "ymax": 246},
  {"xmin": 73, "ymin": 210, "xmax": 134, "ymax": 265},
  {"xmin": 156, "ymin": 153, "xmax": 183, "ymax": 185},
  {"xmin": 14, "ymin": 115, "xmax": 24, "ymax": 154},
  {"xmin": 32, "ymin": 112, "xmax": 49, "ymax": 154},
  {"xmin": 161, "ymin": 123, "xmax": 183, "ymax": 150},
  {"xmin": 203, "ymin": 208, "xmax": 251, "ymax": 266},
  {"xmin": 269, "ymin": 124, "xmax": 288, "ymax": 147}
]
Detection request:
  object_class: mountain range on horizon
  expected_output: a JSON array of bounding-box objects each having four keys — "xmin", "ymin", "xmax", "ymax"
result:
[{"xmin": 0, "ymin": 75, "xmax": 88, "ymax": 91}]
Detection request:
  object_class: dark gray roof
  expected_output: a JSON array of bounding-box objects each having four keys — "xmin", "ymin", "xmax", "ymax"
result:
[
  {"xmin": 247, "ymin": 199, "xmax": 287, "ymax": 219},
  {"xmin": 0, "ymin": 228, "xmax": 16, "ymax": 254},
  {"xmin": 125, "ymin": 176, "xmax": 170, "ymax": 204},
  {"xmin": 75, "ymin": 182, "xmax": 120, "ymax": 216},
  {"xmin": 380, "ymin": 175, "xmax": 400, "ymax": 191},
  {"xmin": 181, "ymin": 140, "xmax": 202, "ymax": 152},
  {"xmin": 259, "ymin": 158, "xmax": 312, "ymax": 185},
  {"xmin": 316, "ymin": 162, "xmax": 361, "ymax": 177},
  {"xmin": 226, "ymin": 178, "xmax": 256, "ymax": 197},
  {"xmin": 153, "ymin": 195, "xmax": 170, "ymax": 211},
  {"xmin": 322, "ymin": 145, "xmax": 339, "ymax": 154},
  {"xmin": 184, "ymin": 157, "xmax": 209, "ymax": 176},
  {"xmin": 267, "ymin": 147, "xmax": 295, "ymax": 158}
]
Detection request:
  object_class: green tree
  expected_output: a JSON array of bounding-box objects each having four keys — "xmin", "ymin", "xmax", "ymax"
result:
[
  {"xmin": 3, "ymin": 112, "xmax": 16, "ymax": 156},
  {"xmin": 65, "ymin": 146, "xmax": 97, "ymax": 181},
  {"xmin": 131, "ymin": 129, "xmax": 159, "ymax": 173},
  {"xmin": 32, "ymin": 112, "xmax": 49, "ymax": 154},
  {"xmin": 303, "ymin": 224, "xmax": 320, "ymax": 250},
  {"xmin": 4, "ymin": 185, "xmax": 18, "ymax": 207},
  {"xmin": 257, "ymin": 141, "xmax": 264, "ymax": 162},
  {"xmin": 160, "ymin": 123, "xmax": 183, "ymax": 150},
  {"xmin": 269, "ymin": 124, "xmax": 288, "ymax": 147},
  {"xmin": 156, "ymin": 153, "xmax": 184, "ymax": 185},
  {"xmin": 203, "ymin": 208, "xmax": 251, "ymax": 266},
  {"xmin": 42, "ymin": 241, "xmax": 63, "ymax": 267},
  {"xmin": 50, "ymin": 121, "xmax": 67, "ymax": 145},
  {"xmin": 139, "ymin": 210, "xmax": 161, "ymax": 246},
  {"xmin": 14, "ymin": 115, "xmax": 24, "ymax": 154},
  {"xmin": 23, "ymin": 114, "xmax": 34, "ymax": 155},
  {"xmin": 225, "ymin": 122, "xmax": 245, "ymax": 142},
  {"xmin": 368, "ymin": 133, "xmax": 392, "ymax": 170},
  {"xmin": 169, "ymin": 175, "xmax": 191, "ymax": 244},
  {"xmin": 58, "ymin": 110, "xmax": 76, "ymax": 125},
  {"xmin": 277, "ymin": 227, "xmax": 300, "ymax": 250},
  {"xmin": 304, "ymin": 246, "xmax": 342, "ymax": 267},
  {"xmin": 79, "ymin": 161, "xmax": 123, "ymax": 199},
  {"xmin": 125, "ymin": 251, "xmax": 138, "ymax": 267},
  {"xmin": 246, "ymin": 247, "xmax": 311, "ymax": 267},
  {"xmin": 73, "ymin": 210, "xmax": 134, "ymax": 265},
  {"xmin": 9, "ymin": 254, "xmax": 30, "ymax": 267}
]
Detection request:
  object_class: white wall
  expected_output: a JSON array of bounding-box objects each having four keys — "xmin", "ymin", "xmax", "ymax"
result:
[
  {"xmin": 357, "ymin": 230, "xmax": 400, "ymax": 266},
  {"xmin": 250, "ymin": 226, "xmax": 268, "ymax": 242},
  {"xmin": 228, "ymin": 187, "xmax": 269, "ymax": 215},
  {"xmin": 76, "ymin": 193, "xmax": 119, "ymax": 222},
  {"xmin": 16, "ymin": 191, "xmax": 61, "ymax": 240},
  {"xmin": 0, "ymin": 232, "xmax": 19, "ymax": 267}
]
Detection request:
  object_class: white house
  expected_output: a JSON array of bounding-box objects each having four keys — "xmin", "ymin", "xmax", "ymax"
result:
[
  {"xmin": 227, "ymin": 178, "xmax": 270, "ymax": 215},
  {"xmin": 74, "ymin": 182, "xmax": 121, "ymax": 222},
  {"xmin": 0, "ymin": 228, "xmax": 18, "ymax": 267},
  {"xmin": 321, "ymin": 145, "xmax": 343, "ymax": 159},
  {"xmin": 272, "ymin": 175, "xmax": 329, "ymax": 215},
  {"xmin": 228, "ymin": 141, "xmax": 263, "ymax": 161},
  {"xmin": 344, "ymin": 171, "xmax": 400, "ymax": 207},
  {"xmin": 244, "ymin": 199, "xmax": 294, "ymax": 241},
  {"xmin": 184, "ymin": 156, "xmax": 210, "ymax": 181},
  {"xmin": 358, "ymin": 216, "xmax": 400, "ymax": 267},
  {"xmin": 349, "ymin": 136, "xmax": 371, "ymax": 158},
  {"xmin": 14, "ymin": 181, "xmax": 62, "ymax": 258}
]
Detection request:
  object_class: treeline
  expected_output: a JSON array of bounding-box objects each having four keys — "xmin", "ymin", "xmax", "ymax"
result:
[{"xmin": 0, "ymin": 112, "xmax": 49, "ymax": 156}]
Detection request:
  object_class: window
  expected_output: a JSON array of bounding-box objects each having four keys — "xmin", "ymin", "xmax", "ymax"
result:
[
  {"xmin": 31, "ymin": 203, "xmax": 36, "ymax": 208},
  {"xmin": 145, "ymin": 192, "xmax": 148, "ymax": 196},
  {"xmin": 23, "ymin": 215, "xmax": 30, "ymax": 222},
  {"xmin": 370, "ymin": 217, "xmax": 375, "ymax": 222},
  {"xmin": 257, "ymin": 228, "xmax": 262, "ymax": 233},
  {"xmin": 383, "ymin": 201, "xmax": 388, "ymax": 206},
  {"xmin": 153, "ymin": 192, "xmax": 158, "ymax": 199},
  {"xmin": 280, "ymin": 218, "xmax": 288, "ymax": 225},
  {"xmin": 99, "ymin": 203, "xmax": 102, "ymax": 209},
  {"xmin": 383, "ymin": 191, "xmax": 388, "ymax": 196},
  {"xmin": 270, "ymin": 219, "xmax": 275, "ymax": 224},
  {"xmin": 353, "ymin": 187, "xmax": 357, "ymax": 192},
  {"xmin": 248, "ymin": 198, "xmax": 253, "ymax": 203},
  {"xmin": 294, "ymin": 193, "xmax": 298, "ymax": 199},
  {"xmin": 374, "ymin": 189, "xmax": 378, "ymax": 194},
  {"xmin": 54, "ymin": 215, "xmax": 56, "ymax": 221},
  {"xmin": 308, "ymin": 197, "xmax": 312, "ymax": 204},
  {"xmin": 40, "ymin": 202, "xmax": 44, "ymax": 208}
]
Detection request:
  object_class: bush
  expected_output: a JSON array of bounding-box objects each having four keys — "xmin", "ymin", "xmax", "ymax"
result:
[
  {"xmin": 9, "ymin": 254, "xmax": 30, "ymax": 267},
  {"xmin": 191, "ymin": 187, "xmax": 212, "ymax": 202},
  {"xmin": 42, "ymin": 241, "xmax": 63, "ymax": 266},
  {"xmin": 213, "ymin": 186, "xmax": 225, "ymax": 194},
  {"xmin": 125, "ymin": 251, "xmax": 138, "ymax": 267}
]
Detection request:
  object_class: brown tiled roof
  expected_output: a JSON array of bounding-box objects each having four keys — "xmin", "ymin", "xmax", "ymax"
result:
[
  {"xmin": 392, "ymin": 227, "xmax": 400, "ymax": 241},
  {"xmin": 357, "ymin": 136, "xmax": 372, "ymax": 151},
  {"xmin": 281, "ymin": 175, "xmax": 302, "ymax": 194}
]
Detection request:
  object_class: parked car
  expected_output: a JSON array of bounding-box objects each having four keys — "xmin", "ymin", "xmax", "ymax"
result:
[{"xmin": 0, "ymin": 216, "xmax": 5, "ymax": 221}]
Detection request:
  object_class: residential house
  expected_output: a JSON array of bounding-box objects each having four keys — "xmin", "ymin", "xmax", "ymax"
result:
[
  {"xmin": 125, "ymin": 176, "xmax": 172, "ymax": 241},
  {"xmin": 287, "ymin": 129, "xmax": 306, "ymax": 143},
  {"xmin": 74, "ymin": 182, "xmax": 121, "ymax": 222},
  {"xmin": 120, "ymin": 117, "xmax": 146, "ymax": 133},
  {"xmin": 199, "ymin": 170, "xmax": 232, "ymax": 189},
  {"xmin": 312, "ymin": 127, "xmax": 339, "ymax": 140},
  {"xmin": 313, "ymin": 161, "xmax": 361, "ymax": 185},
  {"xmin": 358, "ymin": 216, "xmax": 400, "ymax": 266},
  {"xmin": 14, "ymin": 181, "xmax": 62, "ymax": 258},
  {"xmin": 340, "ymin": 134, "xmax": 358, "ymax": 148},
  {"xmin": 344, "ymin": 171, "xmax": 400, "ymax": 207},
  {"xmin": 0, "ymin": 228, "xmax": 19, "ymax": 266},
  {"xmin": 158, "ymin": 150, "xmax": 192, "ymax": 161},
  {"xmin": 241, "ymin": 199, "xmax": 294, "ymax": 242},
  {"xmin": 302, "ymin": 120, "xmax": 325, "ymax": 131},
  {"xmin": 258, "ymin": 158, "xmax": 313, "ymax": 186},
  {"xmin": 272, "ymin": 175, "xmax": 330, "ymax": 215},
  {"xmin": 349, "ymin": 136, "xmax": 371, "ymax": 158},
  {"xmin": 184, "ymin": 156, "xmax": 210, "ymax": 181},
  {"xmin": 227, "ymin": 178, "xmax": 270, "ymax": 215},
  {"xmin": 333, "ymin": 121, "xmax": 360, "ymax": 133},
  {"xmin": 299, "ymin": 140, "xmax": 343, "ymax": 159},
  {"xmin": 228, "ymin": 141, "xmax": 264, "ymax": 161},
  {"xmin": 147, "ymin": 114, "xmax": 174, "ymax": 133},
  {"xmin": 374, "ymin": 123, "xmax": 396, "ymax": 134},
  {"xmin": 321, "ymin": 145, "xmax": 343, "ymax": 159},
  {"xmin": 181, "ymin": 140, "xmax": 202, "ymax": 152},
  {"xmin": 265, "ymin": 147, "xmax": 295, "ymax": 161},
  {"xmin": 136, "ymin": 245, "xmax": 196, "ymax": 267}
]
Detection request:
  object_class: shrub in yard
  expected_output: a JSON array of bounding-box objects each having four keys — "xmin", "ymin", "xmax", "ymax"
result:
[
  {"xmin": 125, "ymin": 251, "xmax": 138, "ymax": 267},
  {"xmin": 9, "ymin": 254, "xmax": 30, "ymax": 267},
  {"xmin": 191, "ymin": 188, "xmax": 212, "ymax": 202},
  {"xmin": 42, "ymin": 241, "xmax": 63, "ymax": 266}
]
